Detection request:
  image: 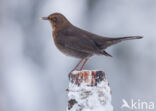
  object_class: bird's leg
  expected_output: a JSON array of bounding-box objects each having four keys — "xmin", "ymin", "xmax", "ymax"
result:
[
  {"xmin": 80, "ymin": 58, "xmax": 88, "ymax": 70},
  {"xmin": 69, "ymin": 59, "xmax": 84, "ymax": 79},
  {"xmin": 73, "ymin": 59, "xmax": 84, "ymax": 71}
]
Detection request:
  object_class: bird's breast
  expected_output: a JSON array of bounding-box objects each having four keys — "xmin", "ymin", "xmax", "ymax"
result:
[
  {"xmin": 52, "ymin": 31, "xmax": 61, "ymax": 48},
  {"xmin": 52, "ymin": 31, "xmax": 68, "ymax": 55}
]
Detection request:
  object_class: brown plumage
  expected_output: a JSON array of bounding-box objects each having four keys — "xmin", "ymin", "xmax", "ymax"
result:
[{"xmin": 40, "ymin": 13, "xmax": 143, "ymax": 71}]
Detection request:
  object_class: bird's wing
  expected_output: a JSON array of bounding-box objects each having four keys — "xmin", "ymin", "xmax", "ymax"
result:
[
  {"xmin": 56, "ymin": 29, "xmax": 100, "ymax": 54},
  {"xmin": 70, "ymin": 27, "xmax": 143, "ymax": 49}
]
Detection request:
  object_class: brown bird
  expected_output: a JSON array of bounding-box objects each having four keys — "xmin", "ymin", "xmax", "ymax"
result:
[{"xmin": 40, "ymin": 13, "xmax": 142, "ymax": 71}]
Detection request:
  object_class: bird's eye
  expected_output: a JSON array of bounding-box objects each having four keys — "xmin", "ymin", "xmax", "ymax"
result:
[{"xmin": 52, "ymin": 17, "xmax": 57, "ymax": 22}]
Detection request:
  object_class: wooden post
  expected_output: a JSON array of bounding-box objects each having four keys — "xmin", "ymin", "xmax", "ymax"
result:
[{"xmin": 66, "ymin": 70, "xmax": 113, "ymax": 111}]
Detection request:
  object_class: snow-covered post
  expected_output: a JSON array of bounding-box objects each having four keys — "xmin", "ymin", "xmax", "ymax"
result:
[{"xmin": 66, "ymin": 70, "xmax": 113, "ymax": 111}]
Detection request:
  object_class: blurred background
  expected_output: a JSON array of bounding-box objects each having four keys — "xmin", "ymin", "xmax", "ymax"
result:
[{"xmin": 0, "ymin": 0, "xmax": 156, "ymax": 111}]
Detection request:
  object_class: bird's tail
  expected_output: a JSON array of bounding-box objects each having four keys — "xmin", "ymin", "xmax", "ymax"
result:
[
  {"xmin": 112, "ymin": 36, "xmax": 143, "ymax": 41},
  {"xmin": 104, "ymin": 36, "xmax": 143, "ymax": 48},
  {"xmin": 99, "ymin": 36, "xmax": 142, "ymax": 57}
]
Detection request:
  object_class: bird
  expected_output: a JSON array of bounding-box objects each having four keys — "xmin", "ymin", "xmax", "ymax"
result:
[{"xmin": 40, "ymin": 13, "xmax": 142, "ymax": 71}]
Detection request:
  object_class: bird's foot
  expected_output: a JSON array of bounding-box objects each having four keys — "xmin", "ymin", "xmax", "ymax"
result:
[{"xmin": 68, "ymin": 69, "xmax": 81, "ymax": 80}]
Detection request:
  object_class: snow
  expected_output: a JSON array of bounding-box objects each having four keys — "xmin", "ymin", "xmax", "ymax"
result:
[
  {"xmin": 67, "ymin": 79, "xmax": 113, "ymax": 111},
  {"xmin": 71, "ymin": 70, "xmax": 98, "ymax": 75}
]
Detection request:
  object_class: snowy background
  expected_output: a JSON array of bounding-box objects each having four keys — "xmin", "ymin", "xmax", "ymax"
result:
[{"xmin": 0, "ymin": 0, "xmax": 156, "ymax": 111}]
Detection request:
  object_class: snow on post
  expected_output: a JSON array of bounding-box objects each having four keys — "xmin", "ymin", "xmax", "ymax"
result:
[{"xmin": 66, "ymin": 70, "xmax": 113, "ymax": 111}]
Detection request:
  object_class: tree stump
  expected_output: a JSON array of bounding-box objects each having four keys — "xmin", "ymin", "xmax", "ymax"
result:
[{"xmin": 66, "ymin": 70, "xmax": 113, "ymax": 111}]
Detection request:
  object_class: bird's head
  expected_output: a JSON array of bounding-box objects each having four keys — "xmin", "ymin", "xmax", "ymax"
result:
[{"xmin": 40, "ymin": 13, "xmax": 71, "ymax": 31}]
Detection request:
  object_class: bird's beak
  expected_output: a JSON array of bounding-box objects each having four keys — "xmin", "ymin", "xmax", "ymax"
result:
[{"xmin": 40, "ymin": 17, "xmax": 49, "ymax": 20}]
